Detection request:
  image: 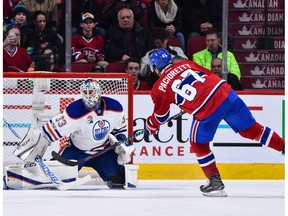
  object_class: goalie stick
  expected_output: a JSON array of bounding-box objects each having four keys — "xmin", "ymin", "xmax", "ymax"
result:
[
  {"xmin": 34, "ymin": 155, "xmax": 91, "ymax": 190},
  {"xmin": 52, "ymin": 110, "xmax": 186, "ymax": 166},
  {"xmin": 4, "ymin": 119, "xmax": 91, "ymax": 190}
]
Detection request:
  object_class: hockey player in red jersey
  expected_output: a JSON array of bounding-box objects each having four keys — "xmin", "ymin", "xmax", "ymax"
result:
[{"xmin": 145, "ymin": 48, "xmax": 285, "ymax": 197}]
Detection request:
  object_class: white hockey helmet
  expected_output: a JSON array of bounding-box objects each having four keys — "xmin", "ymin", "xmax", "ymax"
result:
[{"xmin": 80, "ymin": 78, "xmax": 102, "ymax": 109}]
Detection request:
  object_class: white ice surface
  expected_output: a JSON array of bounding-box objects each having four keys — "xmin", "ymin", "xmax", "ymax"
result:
[{"xmin": 3, "ymin": 180, "xmax": 285, "ymax": 216}]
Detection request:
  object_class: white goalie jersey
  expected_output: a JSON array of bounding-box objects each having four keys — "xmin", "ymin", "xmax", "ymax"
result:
[{"xmin": 42, "ymin": 96, "xmax": 127, "ymax": 152}]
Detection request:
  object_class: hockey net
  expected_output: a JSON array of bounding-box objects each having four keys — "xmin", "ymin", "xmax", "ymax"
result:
[{"xmin": 3, "ymin": 72, "xmax": 134, "ymax": 183}]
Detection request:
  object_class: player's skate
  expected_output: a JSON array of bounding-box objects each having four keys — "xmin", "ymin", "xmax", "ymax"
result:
[{"xmin": 200, "ymin": 174, "xmax": 227, "ymax": 197}]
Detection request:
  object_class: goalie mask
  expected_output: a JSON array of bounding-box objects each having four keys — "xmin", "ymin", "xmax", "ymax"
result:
[
  {"xmin": 149, "ymin": 48, "xmax": 172, "ymax": 76},
  {"xmin": 80, "ymin": 79, "xmax": 102, "ymax": 109}
]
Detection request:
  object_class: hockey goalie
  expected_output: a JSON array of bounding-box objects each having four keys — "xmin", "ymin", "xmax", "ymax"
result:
[{"xmin": 4, "ymin": 78, "xmax": 137, "ymax": 190}]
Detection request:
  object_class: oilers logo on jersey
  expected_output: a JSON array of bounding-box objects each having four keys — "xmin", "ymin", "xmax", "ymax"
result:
[{"xmin": 93, "ymin": 120, "xmax": 110, "ymax": 140}]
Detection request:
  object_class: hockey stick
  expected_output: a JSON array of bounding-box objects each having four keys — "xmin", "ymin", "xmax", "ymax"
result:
[
  {"xmin": 52, "ymin": 110, "xmax": 186, "ymax": 166},
  {"xmin": 34, "ymin": 155, "xmax": 91, "ymax": 190},
  {"xmin": 4, "ymin": 119, "xmax": 90, "ymax": 190}
]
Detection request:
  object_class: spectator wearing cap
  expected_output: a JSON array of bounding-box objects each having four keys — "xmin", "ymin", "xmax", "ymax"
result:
[
  {"xmin": 3, "ymin": 24, "xmax": 32, "ymax": 72},
  {"xmin": 72, "ymin": 0, "xmax": 105, "ymax": 37},
  {"xmin": 72, "ymin": 12, "xmax": 108, "ymax": 69},
  {"xmin": 4, "ymin": 4, "xmax": 36, "ymax": 55},
  {"xmin": 104, "ymin": 8, "xmax": 149, "ymax": 62},
  {"xmin": 125, "ymin": 58, "xmax": 151, "ymax": 91}
]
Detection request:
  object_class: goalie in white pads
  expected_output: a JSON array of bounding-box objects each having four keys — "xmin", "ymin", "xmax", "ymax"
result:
[{"xmin": 12, "ymin": 78, "xmax": 136, "ymax": 189}]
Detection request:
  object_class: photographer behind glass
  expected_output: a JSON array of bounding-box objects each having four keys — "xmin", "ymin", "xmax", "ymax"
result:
[{"xmin": 33, "ymin": 46, "xmax": 62, "ymax": 72}]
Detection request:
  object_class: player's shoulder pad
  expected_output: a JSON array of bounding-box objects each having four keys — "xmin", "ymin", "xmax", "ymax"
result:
[
  {"xmin": 102, "ymin": 96, "xmax": 123, "ymax": 112},
  {"xmin": 65, "ymin": 99, "xmax": 90, "ymax": 118}
]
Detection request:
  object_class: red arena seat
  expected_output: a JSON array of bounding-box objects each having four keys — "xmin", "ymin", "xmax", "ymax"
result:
[{"xmin": 187, "ymin": 36, "xmax": 206, "ymax": 60}]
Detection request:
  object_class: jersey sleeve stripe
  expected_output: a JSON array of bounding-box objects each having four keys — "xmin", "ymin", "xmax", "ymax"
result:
[{"xmin": 42, "ymin": 121, "xmax": 61, "ymax": 141}]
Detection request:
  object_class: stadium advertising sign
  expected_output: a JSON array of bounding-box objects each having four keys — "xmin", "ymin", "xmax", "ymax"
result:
[{"xmin": 133, "ymin": 94, "xmax": 284, "ymax": 164}]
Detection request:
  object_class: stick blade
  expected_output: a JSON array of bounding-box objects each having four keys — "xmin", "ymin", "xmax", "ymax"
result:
[{"xmin": 57, "ymin": 175, "xmax": 92, "ymax": 190}]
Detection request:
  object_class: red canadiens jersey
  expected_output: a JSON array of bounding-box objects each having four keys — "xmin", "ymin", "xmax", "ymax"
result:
[
  {"xmin": 3, "ymin": 47, "xmax": 32, "ymax": 72},
  {"xmin": 72, "ymin": 34, "xmax": 104, "ymax": 61},
  {"xmin": 150, "ymin": 60, "xmax": 232, "ymax": 126}
]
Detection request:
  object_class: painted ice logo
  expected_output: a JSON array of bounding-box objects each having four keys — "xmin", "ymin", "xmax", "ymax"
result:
[{"xmin": 93, "ymin": 120, "xmax": 110, "ymax": 140}]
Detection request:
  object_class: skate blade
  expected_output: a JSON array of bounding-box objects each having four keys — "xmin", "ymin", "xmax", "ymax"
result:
[{"xmin": 202, "ymin": 189, "xmax": 227, "ymax": 197}]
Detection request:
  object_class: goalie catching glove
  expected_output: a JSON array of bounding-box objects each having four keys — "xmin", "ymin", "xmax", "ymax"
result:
[
  {"xmin": 13, "ymin": 127, "xmax": 50, "ymax": 162},
  {"xmin": 108, "ymin": 134, "xmax": 135, "ymax": 165}
]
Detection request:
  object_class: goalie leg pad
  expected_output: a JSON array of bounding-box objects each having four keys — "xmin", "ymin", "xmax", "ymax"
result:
[
  {"xmin": 4, "ymin": 161, "xmax": 78, "ymax": 190},
  {"xmin": 13, "ymin": 127, "xmax": 50, "ymax": 162},
  {"xmin": 124, "ymin": 164, "xmax": 139, "ymax": 189}
]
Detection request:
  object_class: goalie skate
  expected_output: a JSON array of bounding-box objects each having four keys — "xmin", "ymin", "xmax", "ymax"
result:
[{"xmin": 200, "ymin": 174, "xmax": 227, "ymax": 197}]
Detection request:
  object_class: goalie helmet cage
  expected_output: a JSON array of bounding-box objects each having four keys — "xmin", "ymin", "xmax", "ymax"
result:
[{"xmin": 3, "ymin": 72, "xmax": 134, "ymax": 180}]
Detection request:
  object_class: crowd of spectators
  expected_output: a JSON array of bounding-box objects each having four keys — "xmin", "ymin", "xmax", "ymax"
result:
[{"xmin": 3, "ymin": 0, "xmax": 243, "ymax": 90}]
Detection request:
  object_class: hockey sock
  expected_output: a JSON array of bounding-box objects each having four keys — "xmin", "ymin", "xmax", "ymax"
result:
[
  {"xmin": 191, "ymin": 142, "xmax": 220, "ymax": 178},
  {"xmin": 239, "ymin": 122, "xmax": 284, "ymax": 152}
]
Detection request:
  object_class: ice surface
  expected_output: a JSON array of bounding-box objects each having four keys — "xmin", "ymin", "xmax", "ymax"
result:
[{"xmin": 3, "ymin": 180, "xmax": 285, "ymax": 216}]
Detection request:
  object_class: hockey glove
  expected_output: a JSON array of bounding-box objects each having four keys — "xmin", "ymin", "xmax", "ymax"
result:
[
  {"xmin": 145, "ymin": 116, "xmax": 159, "ymax": 135},
  {"xmin": 109, "ymin": 134, "xmax": 135, "ymax": 165},
  {"xmin": 115, "ymin": 143, "xmax": 135, "ymax": 165},
  {"xmin": 108, "ymin": 134, "xmax": 118, "ymax": 146}
]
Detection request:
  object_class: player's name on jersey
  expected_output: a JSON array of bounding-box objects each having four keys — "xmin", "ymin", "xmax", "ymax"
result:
[
  {"xmin": 229, "ymin": 11, "xmax": 284, "ymax": 23},
  {"xmin": 239, "ymin": 64, "xmax": 284, "ymax": 76},
  {"xmin": 241, "ymin": 77, "xmax": 284, "ymax": 89},
  {"xmin": 229, "ymin": 24, "xmax": 284, "ymax": 36},
  {"xmin": 235, "ymin": 50, "xmax": 284, "ymax": 63},
  {"xmin": 233, "ymin": 37, "xmax": 284, "ymax": 50},
  {"xmin": 229, "ymin": 0, "xmax": 284, "ymax": 9}
]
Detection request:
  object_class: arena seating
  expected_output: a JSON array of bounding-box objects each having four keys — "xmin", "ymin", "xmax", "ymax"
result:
[
  {"xmin": 105, "ymin": 62, "xmax": 126, "ymax": 73},
  {"xmin": 71, "ymin": 63, "xmax": 96, "ymax": 72},
  {"xmin": 186, "ymin": 36, "xmax": 206, "ymax": 60}
]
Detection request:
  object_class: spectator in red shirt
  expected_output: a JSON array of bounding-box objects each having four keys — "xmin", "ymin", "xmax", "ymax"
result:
[
  {"xmin": 72, "ymin": 12, "xmax": 107, "ymax": 67},
  {"xmin": 3, "ymin": 24, "xmax": 32, "ymax": 72}
]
